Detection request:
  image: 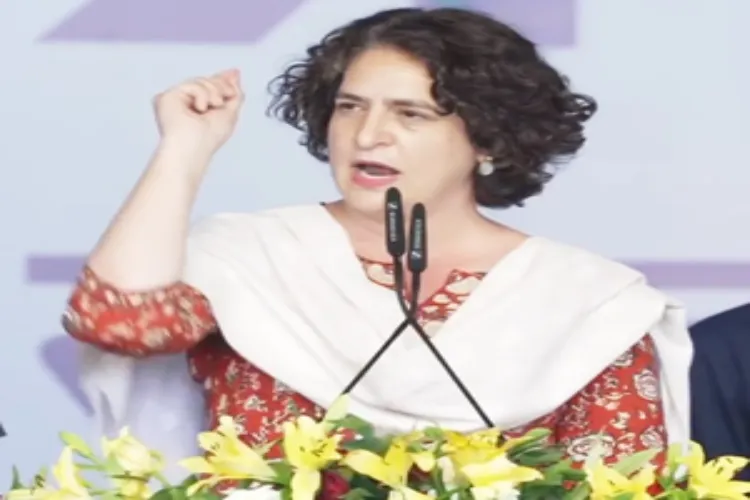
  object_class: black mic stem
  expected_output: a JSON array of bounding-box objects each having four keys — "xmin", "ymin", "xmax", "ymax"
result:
[{"xmin": 342, "ymin": 192, "xmax": 494, "ymax": 430}]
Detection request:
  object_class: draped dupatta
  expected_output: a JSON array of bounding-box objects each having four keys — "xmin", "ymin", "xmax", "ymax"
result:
[{"xmin": 79, "ymin": 204, "xmax": 693, "ymax": 478}]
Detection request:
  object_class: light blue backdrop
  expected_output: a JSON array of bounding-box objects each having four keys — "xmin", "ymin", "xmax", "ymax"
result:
[{"xmin": 1, "ymin": 0, "xmax": 748, "ymax": 486}]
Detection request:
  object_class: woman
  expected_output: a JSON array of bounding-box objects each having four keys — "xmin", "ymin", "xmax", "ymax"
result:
[{"xmin": 63, "ymin": 7, "xmax": 692, "ymax": 473}]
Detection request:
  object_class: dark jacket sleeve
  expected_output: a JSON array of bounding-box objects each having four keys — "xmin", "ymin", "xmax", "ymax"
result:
[{"xmin": 689, "ymin": 304, "xmax": 750, "ymax": 479}]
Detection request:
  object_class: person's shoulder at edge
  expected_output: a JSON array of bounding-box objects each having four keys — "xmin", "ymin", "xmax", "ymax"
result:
[{"xmin": 689, "ymin": 302, "xmax": 750, "ymax": 342}]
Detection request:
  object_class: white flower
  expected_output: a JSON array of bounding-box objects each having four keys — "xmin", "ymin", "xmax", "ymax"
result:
[
  {"xmin": 472, "ymin": 482, "xmax": 520, "ymax": 500},
  {"xmin": 224, "ymin": 486, "xmax": 282, "ymax": 500},
  {"xmin": 437, "ymin": 456, "xmax": 459, "ymax": 487}
]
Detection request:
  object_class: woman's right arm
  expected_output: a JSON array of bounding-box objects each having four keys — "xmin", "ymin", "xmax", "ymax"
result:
[
  {"xmin": 62, "ymin": 266, "xmax": 216, "ymax": 357},
  {"xmin": 65, "ymin": 69, "xmax": 244, "ymax": 356},
  {"xmin": 88, "ymin": 69, "xmax": 243, "ymax": 289}
]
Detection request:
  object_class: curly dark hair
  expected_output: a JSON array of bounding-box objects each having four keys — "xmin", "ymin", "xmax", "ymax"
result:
[{"xmin": 267, "ymin": 7, "xmax": 597, "ymax": 208}]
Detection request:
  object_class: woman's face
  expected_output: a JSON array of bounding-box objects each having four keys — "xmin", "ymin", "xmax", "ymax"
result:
[{"xmin": 327, "ymin": 46, "xmax": 481, "ymax": 216}]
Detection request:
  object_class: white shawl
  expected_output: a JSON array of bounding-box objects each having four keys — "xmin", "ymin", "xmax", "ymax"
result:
[{"xmin": 79, "ymin": 204, "xmax": 693, "ymax": 478}]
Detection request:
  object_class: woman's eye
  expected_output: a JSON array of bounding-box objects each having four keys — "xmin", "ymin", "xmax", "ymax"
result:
[
  {"xmin": 400, "ymin": 109, "xmax": 426, "ymax": 119},
  {"xmin": 335, "ymin": 101, "xmax": 358, "ymax": 110}
]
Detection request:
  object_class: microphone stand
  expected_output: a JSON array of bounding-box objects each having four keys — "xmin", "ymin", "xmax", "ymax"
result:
[{"xmin": 342, "ymin": 188, "xmax": 494, "ymax": 429}]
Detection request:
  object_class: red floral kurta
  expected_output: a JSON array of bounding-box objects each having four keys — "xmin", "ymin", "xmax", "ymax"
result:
[{"xmin": 62, "ymin": 257, "xmax": 667, "ymax": 465}]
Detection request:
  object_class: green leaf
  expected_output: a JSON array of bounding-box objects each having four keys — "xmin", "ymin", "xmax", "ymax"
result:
[
  {"xmin": 59, "ymin": 431, "xmax": 96, "ymax": 459},
  {"xmin": 662, "ymin": 488, "xmax": 695, "ymax": 500},
  {"xmin": 190, "ymin": 491, "xmax": 223, "ymax": 500},
  {"xmin": 563, "ymin": 482, "xmax": 593, "ymax": 500},
  {"xmin": 178, "ymin": 474, "xmax": 199, "ymax": 487},
  {"xmin": 506, "ymin": 434, "xmax": 557, "ymax": 459},
  {"xmin": 611, "ymin": 448, "xmax": 660, "ymax": 477},
  {"xmin": 531, "ymin": 458, "xmax": 588, "ymax": 487},
  {"xmin": 270, "ymin": 461, "xmax": 294, "ymax": 485},
  {"xmin": 337, "ymin": 467, "xmax": 354, "ymax": 481},
  {"xmin": 346, "ymin": 474, "xmax": 389, "ymax": 500},
  {"xmin": 608, "ymin": 494, "xmax": 635, "ymax": 500},
  {"xmin": 334, "ymin": 415, "xmax": 376, "ymax": 439},
  {"xmin": 341, "ymin": 436, "xmax": 392, "ymax": 455},
  {"xmin": 342, "ymin": 487, "xmax": 376, "ymax": 500},
  {"xmin": 149, "ymin": 487, "xmax": 186, "ymax": 500},
  {"xmin": 70, "ymin": 463, "xmax": 107, "ymax": 471},
  {"xmin": 518, "ymin": 428, "xmax": 554, "ymax": 441},
  {"xmin": 100, "ymin": 454, "xmax": 125, "ymax": 476},
  {"xmin": 517, "ymin": 483, "xmax": 570, "ymax": 500},
  {"xmin": 422, "ymin": 427, "xmax": 445, "ymax": 441},
  {"xmin": 505, "ymin": 428, "xmax": 553, "ymax": 452},
  {"xmin": 429, "ymin": 466, "xmax": 448, "ymax": 497},
  {"xmin": 32, "ymin": 467, "xmax": 49, "ymax": 488},
  {"xmin": 10, "ymin": 465, "xmax": 24, "ymax": 489},
  {"xmin": 512, "ymin": 448, "xmax": 565, "ymax": 467}
]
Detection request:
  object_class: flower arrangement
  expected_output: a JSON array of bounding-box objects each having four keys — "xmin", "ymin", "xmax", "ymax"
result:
[{"xmin": 6, "ymin": 396, "xmax": 750, "ymax": 500}]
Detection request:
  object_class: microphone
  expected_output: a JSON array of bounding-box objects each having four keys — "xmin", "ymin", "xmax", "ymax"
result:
[
  {"xmin": 342, "ymin": 189, "xmax": 493, "ymax": 429},
  {"xmin": 407, "ymin": 203, "xmax": 426, "ymax": 313},
  {"xmin": 407, "ymin": 203, "xmax": 427, "ymax": 273},
  {"xmin": 385, "ymin": 188, "xmax": 410, "ymax": 317},
  {"xmin": 385, "ymin": 187, "xmax": 406, "ymax": 259}
]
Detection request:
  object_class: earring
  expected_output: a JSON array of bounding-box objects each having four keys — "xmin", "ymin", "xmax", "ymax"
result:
[{"xmin": 477, "ymin": 158, "xmax": 495, "ymax": 176}]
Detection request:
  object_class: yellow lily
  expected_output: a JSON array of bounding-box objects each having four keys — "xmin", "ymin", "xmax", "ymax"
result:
[
  {"xmin": 460, "ymin": 453, "xmax": 542, "ymax": 499},
  {"xmin": 179, "ymin": 415, "xmax": 277, "ymax": 494},
  {"xmin": 110, "ymin": 477, "xmax": 152, "ymax": 499},
  {"xmin": 441, "ymin": 428, "xmax": 534, "ymax": 470},
  {"xmin": 677, "ymin": 441, "xmax": 750, "ymax": 500},
  {"xmin": 7, "ymin": 447, "xmax": 90, "ymax": 500},
  {"xmin": 432, "ymin": 428, "xmax": 543, "ymax": 498},
  {"xmin": 585, "ymin": 459, "xmax": 654, "ymax": 500},
  {"xmin": 384, "ymin": 430, "xmax": 439, "ymax": 473},
  {"xmin": 342, "ymin": 439, "xmax": 434, "ymax": 500},
  {"xmin": 319, "ymin": 395, "xmax": 350, "ymax": 433},
  {"xmin": 280, "ymin": 396, "xmax": 350, "ymax": 500},
  {"xmin": 101, "ymin": 427, "xmax": 164, "ymax": 478}
]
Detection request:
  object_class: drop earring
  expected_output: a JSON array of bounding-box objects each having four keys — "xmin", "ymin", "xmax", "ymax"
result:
[{"xmin": 477, "ymin": 157, "xmax": 495, "ymax": 176}]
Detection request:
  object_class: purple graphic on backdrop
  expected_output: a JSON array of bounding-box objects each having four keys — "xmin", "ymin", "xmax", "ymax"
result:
[
  {"xmin": 26, "ymin": 255, "xmax": 750, "ymax": 289},
  {"xmin": 28, "ymin": 254, "xmax": 750, "ymax": 416},
  {"xmin": 41, "ymin": 0, "xmax": 575, "ymax": 46},
  {"xmin": 40, "ymin": 0, "xmax": 309, "ymax": 43}
]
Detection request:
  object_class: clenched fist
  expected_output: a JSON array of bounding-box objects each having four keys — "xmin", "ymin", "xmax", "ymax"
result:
[{"xmin": 153, "ymin": 69, "xmax": 244, "ymax": 155}]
